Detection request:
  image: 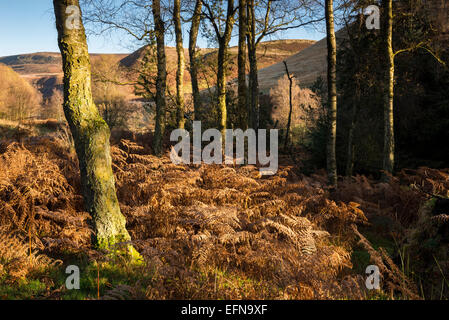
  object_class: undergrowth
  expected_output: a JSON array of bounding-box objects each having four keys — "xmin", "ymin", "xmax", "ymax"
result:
[{"xmin": 0, "ymin": 135, "xmax": 447, "ymax": 300}]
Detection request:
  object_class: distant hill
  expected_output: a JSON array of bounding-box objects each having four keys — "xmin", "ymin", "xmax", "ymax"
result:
[
  {"xmin": 119, "ymin": 39, "xmax": 314, "ymax": 71},
  {"xmin": 119, "ymin": 39, "xmax": 315, "ymax": 94},
  {"xmin": 0, "ymin": 53, "xmax": 63, "ymax": 79},
  {"xmin": 0, "ymin": 52, "xmax": 61, "ymax": 66},
  {"xmin": 0, "ymin": 52, "xmax": 129, "ymax": 99},
  {"xmin": 0, "ymin": 52, "xmax": 129, "ymax": 77},
  {"xmin": 0, "ymin": 39, "xmax": 315, "ymax": 100}
]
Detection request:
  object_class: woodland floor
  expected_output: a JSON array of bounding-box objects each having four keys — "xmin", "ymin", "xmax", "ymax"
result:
[{"xmin": 0, "ymin": 124, "xmax": 448, "ymax": 300}]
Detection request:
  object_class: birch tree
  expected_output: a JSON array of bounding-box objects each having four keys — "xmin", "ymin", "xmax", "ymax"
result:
[
  {"xmin": 325, "ymin": 0, "xmax": 338, "ymax": 187},
  {"xmin": 237, "ymin": 0, "xmax": 248, "ymax": 130},
  {"xmin": 202, "ymin": 0, "xmax": 237, "ymax": 138},
  {"xmin": 189, "ymin": 0, "xmax": 203, "ymax": 120},
  {"xmin": 53, "ymin": 0, "xmax": 137, "ymax": 253},
  {"xmin": 174, "ymin": 0, "xmax": 185, "ymax": 129},
  {"xmin": 152, "ymin": 0, "xmax": 167, "ymax": 156}
]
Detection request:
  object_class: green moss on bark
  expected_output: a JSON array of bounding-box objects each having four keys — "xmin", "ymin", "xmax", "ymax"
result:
[{"xmin": 53, "ymin": 0, "xmax": 139, "ymax": 258}]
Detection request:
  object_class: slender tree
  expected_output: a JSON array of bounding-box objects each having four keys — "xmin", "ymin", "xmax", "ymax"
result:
[
  {"xmin": 237, "ymin": 0, "xmax": 248, "ymax": 130},
  {"xmin": 325, "ymin": 0, "xmax": 338, "ymax": 187},
  {"xmin": 189, "ymin": 0, "xmax": 203, "ymax": 121},
  {"xmin": 152, "ymin": 0, "xmax": 167, "ymax": 156},
  {"xmin": 202, "ymin": 0, "xmax": 236, "ymax": 138},
  {"xmin": 341, "ymin": 11, "xmax": 364, "ymax": 177},
  {"xmin": 247, "ymin": 0, "xmax": 259, "ymax": 130},
  {"xmin": 382, "ymin": 0, "xmax": 394, "ymax": 178},
  {"xmin": 174, "ymin": 0, "xmax": 185, "ymax": 129},
  {"xmin": 283, "ymin": 61, "xmax": 294, "ymax": 149},
  {"xmin": 53, "ymin": 0, "xmax": 136, "ymax": 253},
  {"xmin": 379, "ymin": 0, "xmax": 445, "ymax": 178}
]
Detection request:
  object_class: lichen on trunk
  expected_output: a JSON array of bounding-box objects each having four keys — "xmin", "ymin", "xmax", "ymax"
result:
[
  {"xmin": 152, "ymin": 0, "xmax": 167, "ymax": 156},
  {"xmin": 174, "ymin": 0, "xmax": 185, "ymax": 129},
  {"xmin": 53, "ymin": 0, "xmax": 136, "ymax": 255}
]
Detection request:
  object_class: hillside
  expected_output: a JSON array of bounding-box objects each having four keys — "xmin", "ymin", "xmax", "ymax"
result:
[
  {"xmin": 0, "ymin": 52, "xmax": 62, "ymax": 76},
  {"xmin": 0, "ymin": 52, "xmax": 130, "ymax": 102},
  {"xmin": 0, "ymin": 40, "xmax": 314, "ymax": 101},
  {"xmin": 119, "ymin": 39, "xmax": 315, "ymax": 93},
  {"xmin": 258, "ymin": 30, "xmax": 347, "ymax": 92},
  {"xmin": 120, "ymin": 39, "xmax": 315, "ymax": 71},
  {"xmin": 0, "ymin": 52, "xmax": 128, "ymax": 77}
]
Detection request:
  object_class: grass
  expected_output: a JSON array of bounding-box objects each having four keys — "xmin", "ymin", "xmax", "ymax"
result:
[
  {"xmin": 0, "ymin": 257, "xmax": 284, "ymax": 300},
  {"xmin": 0, "ymin": 278, "xmax": 47, "ymax": 300},
  {"xmin": 0, "ymin": 256, "xmax": 153, "ymax": 300}
]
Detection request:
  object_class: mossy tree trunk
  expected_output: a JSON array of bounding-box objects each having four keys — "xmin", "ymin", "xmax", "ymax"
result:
[
  {"xmin": 237, "ymin": 0, "xmax": 248, "ymax": 130},
  {"xmin": 219, "ymin": 0, "xmax": 235, "ymax": 137},
  {"xmin": 152, "ymin": 0, "xmax": 167, "ymax": 156},
  {"xmin": 174, "ymin": 0, "xmax": 185, "ymax": 129},
  {"xmin": 383, "ymin": 0, "xmax": 395, "ymax": 178},
  {"xmin": 217, "ymin": 40, "xmax": 228, "ymax": 138},
  {"xmin": 325, "ymin": 0, "xmax": 338, "ymax": 187},
  {"xmin": 189, "ymin": 0, "xmax": 202, "ymax": 121},
  {"xmin": 203, "ymin": 0, "xmax": 235, "ymax": 138},
  {"xmin": 53, "ymin": 0, "xmax": 132, "ymax": 250}
]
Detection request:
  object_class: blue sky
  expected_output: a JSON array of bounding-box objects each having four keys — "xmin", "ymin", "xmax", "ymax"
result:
[{"xmin": 0, "ymin": 0, "xmax": 326, "ymax": 57}]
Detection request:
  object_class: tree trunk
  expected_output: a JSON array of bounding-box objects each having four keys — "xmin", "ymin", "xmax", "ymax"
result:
[
  {"xmin": 344, "ymin": 17, "xmax": 363, "ymax": 177},
  {"xmin": 152, "ymin": 0, "xmax": 167, "ymax": 156},
  {"xmin": 217, "ymin": 41, "xmax": 228, "ymax": 137},
  {"xmin": 345, "ymin": 84, "xmax": 360, "ymax": 177},
  {"xmin": 283, "ymin": 61, "xmax": 293, "ymax": 149},
  {"xmin": 247, "ymin": 0, "xmax": 259, "ymax": 130},
  {"xmin": 325, "ymin": 0, "xmax": 338, "ymax": 187},
  {"xmin": 174, "ymin": 0, "xmax": 185, "ymax": 129},
  {"xmin": 216, "ymin": 0, "xmax": 235, "ymax": 138},
  {"xmin": 189, "ymin": 0, "xmax": 202, "ymax": 121},
  {"xmin": 53, "ymin": 0, "xmax": 133, "ymax": 251},
  {"xmin": 383, "ymin": 0, "xmax": 395, "ymax": 178},
  {"xmin": 237, "ymin": 0, "xmax": 248, "ymax": 130}
]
